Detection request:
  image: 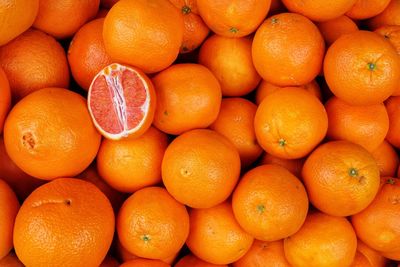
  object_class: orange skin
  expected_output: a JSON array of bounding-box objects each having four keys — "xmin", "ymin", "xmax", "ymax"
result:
[
  {"xmin": 0, "ymin": 136, "xmax": 44, "ymax": 201},
  {"xmin": 13, "ymin": 178, "xmax": 115, "ymax": 267},
  {"xmin": 232, "ymin": 164, "xmax": 308, "ymax": 241},
  {"xmin": 68, "ymin": 18, "xmax": 113, "ymax": 91},
  {"xmin": 352, "ymin": 177, "xmax": 400, "ymax": 252},
  {"xmin": 197, "ymin": 0, "xmax": 271, "ymax": 38},
  {"xmin": 77, "ymin": 165, "xmax": 125, "ymax": 213},
  {"xmin": 175, "ymin": 254, "xmax": 228, "ymax": 267},
  {"xmin": 254, "ymin": 87, "xmax": 328, "ymax": 159},
  {"xmin": 209, "ymin": 98, "xmax": 263, "ymax": 168},
  {"xmin": 386, "ymin": 96, "xmax": 400, "ymax": 148},
  {"xmin": 233, "ymin": 240, "xmax": 291, "ymax": 267},
  {"xmin": 0, "ymin": 0, "xmax": 39, "ymax": 46},
  {"xmin": 367, "ymin": 0, "xmax": 400, "ymax": 30},
  {"xmin": 97, "ymin": 126, "xmax": 168, "ymax": 193},
  {"xmin": 252, "ymin": 13, "xmax": 325, "ymax": 86},
  {"xmin": 325, "ymin": 96, "xmax": 389, "ymax": 152},
  {"xmin": 324, "ymin": 30, "xmax": 400, "ymax": 106},
  {"xmin": 33, "ymin": 0, "xmax": 100, "ymax": 39},
  {"xmin": 169, "ymin": 0, "xmax": 210, "ymax": 53},
  {"xmin": 0, "ymin": 252, "xmax": 24, "ymax": 267},
  {"xmin": 4, "ymin": 88, "xmax": 101, "ymax": 180},
  {"xmin": 302, "ymin": 141, "xmax": 380, "ymax": 217},
  {"xmin": 117, "ymin": 187, "xmax": 189, "ymax": 260},
  {"xmin": 152, "ymin": 64, "xmax": 222, "ymax": 135},
  {"xmin": 120, "ymin": 259, "xmax": 170, "ymax": 267},
  {"xmin": 375, "ymin": 25, "xmax": 400, "ymax": 58},
  {"xmin": 162, "ymin": 129, "xmax": 240, "ymax": 208},
  {"xmin": 103, "ymin": 0, "xmax": 183, "ymax": 73},
  {"xmin": 284, "ymin": 212, "xmax": 358, "ymax": 267},
  {"xmin": 357, "ymin": 240, "xmax": 388, "ymax": 267},
  {"xmin": 381, "ymin": 247, "xmax": 400, "ymax": 260},
  {"xmin": 199, "ymin": 35, "xmax": 261, "ymax": 96},
  {"xmin": 372, "ymin": 140, "xmax": 399, "ymax": 177},
  {"xmin": 346, "ymin": 0, "xmax": 391, "ymax": 20},
  {"xmin": 186, "ymin": 202, "xmax": 254, "ymax": 265},
  {"xmin": 100, "ymin": 256, "xmax": 120, "ymax": 267},
  {"xmin": 259, "ymin": 153, "xmax": 304, "ymax": 178},
  {"xmin": 0, "ymin": 29, "xmax": 70, "ymax": 101},
  {"xmin": 0, "ymin": 67, "xmax": 11, "ymax": 133},
  {"xmin": 255, "ymin": 80, "xmax": 321, "ymax": 105},
  {"xmin": 281, "ymin": 0, "xmax": 357, "ymax": 21},
  {"xmin": 350, "ymin": 251, "xmax": 372, "ymax": 267},
  {"xmin": 0, "ymin": 179, "xmax": 19, "ymax": 259},
  {"xmin": 317, "ymin": 15, "xmax": 359, "ymax": 46}
]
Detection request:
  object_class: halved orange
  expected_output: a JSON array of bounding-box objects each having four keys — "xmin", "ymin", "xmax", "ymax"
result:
[{"xmin": 88, "ymin": 63, "xmax": 156, "ymax": 140}]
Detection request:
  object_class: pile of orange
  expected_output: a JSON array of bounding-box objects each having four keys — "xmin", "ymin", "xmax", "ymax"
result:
[{"xmin": 1, "ymin": 0, "xmax": 400, "ymax": 266}]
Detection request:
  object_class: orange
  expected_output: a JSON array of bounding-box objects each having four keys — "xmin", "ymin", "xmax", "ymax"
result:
[
  {"xmin": 77, "ymin": 165, "xmax": 125, "ymax": 212},
  {"xmin": 152, "ymin": 64, "xmax": 222, "ymax": 135},
  {"xmin": 375, "ymin": 25, "xmax": 400, "ymax": 56},
  {"xmin": 232, "ymin": 164, "xmax": 308, "ymax": 241},
  {"xmin": 255, "ymin": 80, "xmax": 322, "ymax": 105},
  {"xmin": 233, "ymin": 240, "xmax": 291, "ymax": 267},
  {"xmin": 0, "ymin": 0, "xmax": 39, "ymax": 46},
  {"xmin": 4, "ymin": 88, "xmax": 101, "ymax": 180},
  {"xmin": 0, "ymin": 136, "xmax": 43, "ymax": 201},
  {"xmin": 386, "ymin": 96, "xmax": 400, "ymax": 148},
  {"xmin": 0, "ymin": 252, "xmax": 24, "ymax": 267},
  {"xmin": 367, "ymin": 0, "xmax": 400, "ymax": 30},
  {"xmin": 103, "ymin": 0, "xmax": 183, "ymax": 73},
  {"xmin": 0, "ymin": 29, "xmax": 70, "ymax": 101},
  {"xmin": 33, "ymin": 0, "xmax": 100, "ymax": 39},
  {"xmin": 117, "ymin": 187, "xmax": 189, "ymax": 260},
  {"xmin": 346, "ymin": 0, "xmax": 391, "ymax": 20},
  {"xmin": 175, "ymin": 254, "xmax": 228, "ymax": 267},
  {"xmin": 317, "ymin": 15, "xmax": 359, "ymax": 46},
  {"xmin": 120, "ymin": 259, "xmax": 170, "ymax": 267},
  {"xmin": 324, "ymin": 30, "xmax": 400, "ymax": 105},
  {"xmin": 198, "ymin": 35, "xmax": 261, "ymax": 96},
  {"xmin": 254, "ymin": 87, "xmax": 328, "ymax": 159},
  {"xmin": 381, "ymin": 247, "xmax": 400, "ymax": 260},
  {"xmin": 186, "ymin": 202, "xmax": 254, "ymax": 265},
  {"xmin": 350, "ymin": 251, "xmax": 372, "ymax": 267},
  {"xmin": 197, "ymin": 0, "xmax": 271, "ymax": 37},
  {"xmin": 100, "ymin": 256, "xmax": 120, "ymax": 267},
  {"xmin": 352, "ymin": 177, "xmax": 400, "ymax": 252},
  {"xmin": 281, "ymin": 0, "xmax": 357, "ymax": 21},
  {"xmin": 209, "ymin": 98, "xmax": 263, "ymax": 167},
  {"xmin": 162, "ymin": 129, "xmax": 241, "ymax": 208},
  {"xmin": 284, "ymin": 212, "xmax": 357, "ymax": 267},
  {"xmin": 259, "ymin": 153, "xmax": 304, "ymax": 178},
  {"xmin": 302, "ymin": 141, "xmax": 380, "ymax": 216},
  {"xmin": 169, "ymin": 0, "xmax": 210, "ymax": 53},
  {"xmin": 88, "ymin": 63, "xmax": 156, "ymax": 140},
  {"xmin": 325, "ymin": 96, "xmax": 389, "ymax": 152},
  {"xmin": 68, "ymin": 18, "xmax": 113, "ymax": 91},
  {"xmin": 13, "ymin": 178, "xmax": 115, "ymax": 267},
  {"xmin": 101, "ymin": 0, "xmax": 119, "ymax": 8},
  {"xmin": 0, "ymin": 66, "xmax": 11, "ymax": 133},
  {"xmin": 252, "ymin": 13, "xmax": 325, "ymax": 86},
  {"xmin": 357, "ymin": 240, "xmax": 387, "ymax": 267},
  {"xmin": 371, "ymin": 141, "xmax": 399, "ymax": 177},
  {"xmin": 97, "ymin": 126, "xmax": 168, "ymax": 193},
  {"xmin": 0, "ymin": 179, "xmax": 19, "ymax": 259}
]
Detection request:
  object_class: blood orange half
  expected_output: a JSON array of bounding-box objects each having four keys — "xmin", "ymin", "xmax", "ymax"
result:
[{"xmin": 88, "ymin": 63, "xmax": 156, "ymax": 140}]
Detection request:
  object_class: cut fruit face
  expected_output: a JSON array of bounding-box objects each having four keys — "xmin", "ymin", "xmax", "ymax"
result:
[{"xmin": 88, "ymin": 63, "xmax": 156, "ymax": 140}]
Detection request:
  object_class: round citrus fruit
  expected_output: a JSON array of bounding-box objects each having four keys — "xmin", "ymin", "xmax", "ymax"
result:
[
  {"xmin": 186, "ymin": 202, "xmax": 254, "ymax": 265},
  {"xmin": 161, "ymin": 129, "xmax": 241, "ymax": 208},
  {"xmin": 367, "ymin": 0, "xmax": 400, "ymax": 30},
  {"xmin": 13, "ymin": 178, "xmax": 115, "ymax": 267},
  {"xmin": 254, "ymin": 87, "xmax": 328, "ymax": 159},
  {"xmin": 103, "ymin": 0, "xmax": 183, "ymax": 73},
  {"xmin": 0, "ymin": 66, "xmax": 11, "ymax": 134},
  {"xmin": 375, "ymin": 25, "xmax": 400, "ymax": 56},
  {"xmin": 252, "ymin": 13, "xmax": 325, "ymax": 86},
  {"xmin": 175, "ymin": 254, "xmax": 228, "ymax": 267},
  {"xmin": 346, "ymin": 0, "xmax": 391, "ymax": 20},
  {"xmin": 385, "ymin": 96, "xmax": 400, "ymax": 148},
  {"xmin": 232, "ymin": 164, "xmax": 308, "ymax": 241},
  {"xmin": 152, "ymin": 64, "xmax": 221, "ymax": 135},
  {"xmin": 117, "ymin": 187, "xmax": 189, "ymax": 260},
  {"xmin": 88, "ymin": 63, "xmax": 156, "ymax": 140},
  {"xmin": 372, "ymin": 141, "xmax": 399, "ymax": 177},
  {"xmin": 316, "ymin": 15, "xmax": 359, "ymax": 45},
  {"xmin": 4, "ymin": 88, "xmax": 101, "ymax": 180},
  {"xmin": 259, "ymin": 153, "xmax": 304, "ymax": 178},
  {"xmin": 97, "ymin": 126, "xmax": 168, "ymax": 193},
  {"xmin": 324, "ymin": 30, "xmax": 400, "ymax": 105},
  {"xmin": 357, "ymin": 239, "xmax": 388, "ymax": 267},
  {"xmin": 119, "ymin": 259, "xmax": 170, "ymax": 267}
]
